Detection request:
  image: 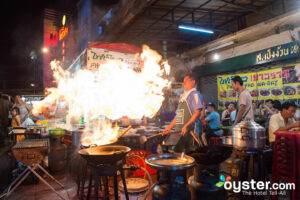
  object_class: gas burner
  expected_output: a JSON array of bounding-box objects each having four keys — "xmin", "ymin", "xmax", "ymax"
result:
[{"xmin": 146, "ymin": 153, "xmax": 195, "ymax": 200}]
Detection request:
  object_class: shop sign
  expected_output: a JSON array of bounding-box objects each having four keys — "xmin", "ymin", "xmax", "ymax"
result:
[
  {"xmin": 256, "ymin": 42, "xmax": 300, "ymax": 64},
  {"xmin": 87, "ymin": 48, "xmax": 143, "ymax": 71},
  {"xmin": 217, "ymin": 64, "xmax": 300, "ymax": 109},
  {"xmin": 59, "ymin": 26, "xmax": 68, "ymax": 41},
  {"xmin": 194, "ymin": 41, "xmax": 300, "ymax": 77}
]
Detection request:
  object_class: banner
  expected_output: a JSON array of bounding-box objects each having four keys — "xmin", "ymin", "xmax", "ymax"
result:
[
  {"xmin": 87, "ymin": 48, "xmax": 142, "ymax": 71},
  {"xmin": 217, "ymin": 64, "xmax": 300, "ymax": 109}
]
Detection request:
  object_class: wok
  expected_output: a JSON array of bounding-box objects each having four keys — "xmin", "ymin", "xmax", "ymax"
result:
[
  {"xmin": 188, "ymin": 146, "xmax": 232, "ymax": 165},
  {"xmin": 78, "ymin": 145, "xmax": 131, "ymax": 165}
]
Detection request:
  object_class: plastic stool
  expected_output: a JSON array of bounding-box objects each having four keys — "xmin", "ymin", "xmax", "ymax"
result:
[
  {"xmin": 272, "ymin": 131, "xmax": 298, "ymax": 200},
  {"xmin": 209, "ymin": 137, "xmax": 222, "ymax": 145}
]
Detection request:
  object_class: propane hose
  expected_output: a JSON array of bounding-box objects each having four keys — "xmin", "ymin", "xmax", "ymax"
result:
[{"xmin": 143, "ymin": 182, "xmax": 158, "ymax": 200}]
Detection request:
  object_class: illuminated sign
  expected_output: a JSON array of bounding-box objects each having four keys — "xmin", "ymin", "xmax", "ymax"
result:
[
  {"xmin": 62, "ymin": 15, "xmax": 66, "ymax": 26},
  {"xmin": 59, "ymin": 26, "xmax": 68, "ymax": 41}
]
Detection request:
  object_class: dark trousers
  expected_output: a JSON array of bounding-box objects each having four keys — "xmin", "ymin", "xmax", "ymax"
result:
[
  {"xmin": 204, "ymin": 129, "xmax": 220, "ymax": 144},
  {"xmin": 174, "ymin": 132, "xmax": 194, "ymax": 153}
]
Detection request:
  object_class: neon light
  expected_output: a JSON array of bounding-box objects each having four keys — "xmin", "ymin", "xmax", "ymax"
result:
[
  {"xmin": 62, "ymin": 49, "xmax": 65, "ymax": 55},
  {"xmin": 59, "ymin": 26, "xmax": 68, "ymax": 41},
  {"xmin": 178, "ymin": 25, "xmax": 214, "ymax": 34},
  {"xmin": 62, "ymin": 15, "xmax": 66, "ymax": 26},
  {"xmin": 62, "ymin": 41, "xmax": 65, "ymax": 48}
]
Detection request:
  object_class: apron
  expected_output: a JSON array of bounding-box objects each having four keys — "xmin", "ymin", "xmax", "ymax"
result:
[{"xmin": 173, "ymin": 98, "xmax": 194, "ymax": 153}]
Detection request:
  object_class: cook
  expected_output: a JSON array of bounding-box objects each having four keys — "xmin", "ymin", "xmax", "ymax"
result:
[
  {"xmin": 163, "ymin": 73, "xmax": 203, "ymax": 153},
  {"xmin": 231, "ymin": 76, "xmax": 254, "ymax": 128}
]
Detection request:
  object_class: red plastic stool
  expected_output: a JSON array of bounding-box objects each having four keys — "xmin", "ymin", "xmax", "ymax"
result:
[
  {"xmin": 209, "ymin": 137, "xmax": 222, "ymax": 145},
  {"xmin": 272, "ymin": 131, "xmax": 298, "ymax": 200}
]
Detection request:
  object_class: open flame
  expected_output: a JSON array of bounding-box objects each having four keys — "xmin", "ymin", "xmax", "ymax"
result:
[{"xmin": 33, "ymin": 45, "xmax": 171, "ymax": 146}]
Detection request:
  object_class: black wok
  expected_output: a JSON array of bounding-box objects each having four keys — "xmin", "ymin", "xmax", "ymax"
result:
[{"xmin": 78, "ymin": 145, "xmax": 131, "ymax": 165}]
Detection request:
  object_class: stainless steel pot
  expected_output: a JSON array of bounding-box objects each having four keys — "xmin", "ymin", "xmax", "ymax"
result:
[
  {"xmin": 233, "ymin": 120, "xmax": 266, "ymax": 151},
  {"xmin": 221, "ymin": 136, "xmax": 233, "ymax": 146}
]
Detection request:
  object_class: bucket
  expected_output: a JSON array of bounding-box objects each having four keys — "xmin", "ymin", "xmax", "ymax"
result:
[{"xmin": 119, "ymin": 178, "xmax": 149, "ymax": 200}]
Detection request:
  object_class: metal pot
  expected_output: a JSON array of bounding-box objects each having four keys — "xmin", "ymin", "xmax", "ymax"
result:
[
  {"xmin": 232, "ymin": 120, "xmax": 266, "ymax": 151},
  {"xmin": 71, "ymin": 129, "xmax": 83, "ymax": 146},
  {"xmin": 221, "ymin": 136, "xmax": 233, "ymax": 146}
]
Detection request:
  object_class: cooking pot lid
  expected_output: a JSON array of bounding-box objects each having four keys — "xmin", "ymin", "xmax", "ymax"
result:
[
  {"xmin": 233, "ymin": 120, "xmax": 265, "ymax": 131},
  {"xmin": 146, "ymin": 153, "xmax": 195, "ymax": 170}
]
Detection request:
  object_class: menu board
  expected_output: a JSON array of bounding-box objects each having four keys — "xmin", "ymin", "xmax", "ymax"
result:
[{"xmin": 217, "ymin": 64, "xmax": 300, "ymax": 109}]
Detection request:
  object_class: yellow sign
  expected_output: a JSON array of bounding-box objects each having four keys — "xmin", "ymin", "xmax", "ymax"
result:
[{"xmin": 217, "ymin": 65, "xmax": 300, "ymax": 109}]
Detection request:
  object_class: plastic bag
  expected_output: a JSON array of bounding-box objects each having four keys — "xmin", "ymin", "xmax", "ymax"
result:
[{"xmin": 21, "ymin": 118, "xmax": 35, "ymax": 126}]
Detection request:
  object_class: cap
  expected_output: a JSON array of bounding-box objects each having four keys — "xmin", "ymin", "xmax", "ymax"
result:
[{"xmin": 207, "ymin": 102, "xmax": 215, "ymax": 108}]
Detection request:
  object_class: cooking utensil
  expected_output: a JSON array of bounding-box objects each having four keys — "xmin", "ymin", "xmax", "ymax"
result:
[
  {"xmin": 117, "ymin": 125, "xmax": 132, "ymax": 138},
  {"xmin": 201, "ymin": 134, "xmax": 208, "ymax": 146},
  {"xmin": 233, "ymin": 120, "xmax": 266, "ymax": 150},
  {"xmin": 190, "ymin": 131, "xmax": 201, "ymax": 147},
  {"xmin": 146, "ymin": 153, "xmax": 195, "ymax": 171},
  {"xmin": 162, "ymin": 131, "xmax": 181, "ymax": 146},
  {"xmin": 78, "ymin": 145, "xmax": 131, "ymax": 165}
]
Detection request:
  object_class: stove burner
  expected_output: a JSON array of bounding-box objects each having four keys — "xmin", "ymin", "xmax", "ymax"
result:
[
  {"xmin": 146, "ymin": 153, "xmax": 195, "ymax": 200},
  {"xmin": 77, "ymin": 144, "xmax": 131, "ymax": 200},
  {"xmin": 188, "ymin": 146, "xmax": 232, "ymax": 200}
]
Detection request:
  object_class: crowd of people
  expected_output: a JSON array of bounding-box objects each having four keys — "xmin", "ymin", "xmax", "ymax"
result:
[{"xmin": 163, "ymin": 74, "xmax": 300, "ymax": 152}]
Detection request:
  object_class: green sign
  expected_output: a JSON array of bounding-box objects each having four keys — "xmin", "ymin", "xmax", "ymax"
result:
[
  {"xmin": 193, "ymin": 40, "xmax": 300, "ymax": 76},
  {"xmin": 256, "ymin": 41, "xmax": 300, "ymax": 64}
]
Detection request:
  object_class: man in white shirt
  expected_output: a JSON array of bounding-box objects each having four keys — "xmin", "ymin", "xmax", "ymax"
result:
[
  {"xmin": 269, "ymin": 101, "xmax": 300, "ymax": 145},
  {"xmin": 231, "ymin": 76, "xmax": 254, "ymax": 128}
]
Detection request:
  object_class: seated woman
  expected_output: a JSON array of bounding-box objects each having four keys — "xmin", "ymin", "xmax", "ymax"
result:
[
  {"xmin": 11, "ymin": 107, "xmax": 24, "ymax": 142},
  {"xmin": 203, "ymin": 102, "xmax": 223, "ymax": 144},
  {"xmin": 221, "ymin": 102, "xmax": 235, "ymax": 126}
]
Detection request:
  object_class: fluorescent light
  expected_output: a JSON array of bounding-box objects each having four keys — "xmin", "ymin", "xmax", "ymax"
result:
[
  {"xmin": 207, "ymin": 41, "xmax": 234, "ymax": 52},
  {"xmin": 178, "ymin": 25, "xmax": 214, "ymax": 34}
]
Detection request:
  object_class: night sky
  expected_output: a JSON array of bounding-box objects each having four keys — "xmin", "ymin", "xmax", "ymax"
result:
[{"xmin": 0, "ymin": 0, "xmax": 77, "ymax": 81}]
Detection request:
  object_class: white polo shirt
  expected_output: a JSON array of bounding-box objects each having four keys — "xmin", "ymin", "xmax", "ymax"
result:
[{"xmin": 269, "ymin": 112, "xmax": 296, "ymax": 143}]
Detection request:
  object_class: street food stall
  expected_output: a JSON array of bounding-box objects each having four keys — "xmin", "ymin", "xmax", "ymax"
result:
[{"xmin": 3, "ymin": 41, "xmax": 300, "ymax": 200}]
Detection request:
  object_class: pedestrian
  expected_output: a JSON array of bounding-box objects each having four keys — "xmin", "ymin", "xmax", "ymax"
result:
[{"xmin": 231, "ymin": 76, "xmax": 254, "ymax": 129}]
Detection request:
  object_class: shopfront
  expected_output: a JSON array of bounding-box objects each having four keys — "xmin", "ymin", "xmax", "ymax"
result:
[{"xmin": 193, "ymin": 40, "xmax": 300, "ymax": 110}]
